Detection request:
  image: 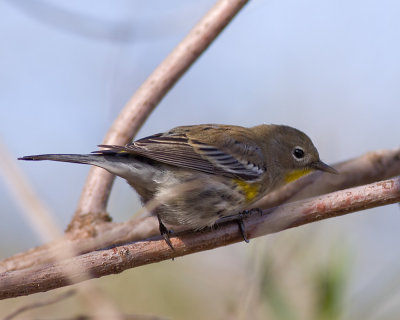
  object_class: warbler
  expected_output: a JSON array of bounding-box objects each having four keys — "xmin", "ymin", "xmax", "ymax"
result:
[{"xmin": 19, "ymin": 124, "xmax": 337, "ymax": 246}]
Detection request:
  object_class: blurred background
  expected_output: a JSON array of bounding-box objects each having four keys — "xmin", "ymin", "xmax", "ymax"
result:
[{"xmin": 1, "ymin": 0, "xmax": 399, "ymax": 319}]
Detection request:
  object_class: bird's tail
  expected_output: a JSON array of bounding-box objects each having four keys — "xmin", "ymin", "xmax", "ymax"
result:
[
  {"xmin": 18, "ymin": 154, "xmax": 102, "ymax": 165},
  {"xmin": 18, "ymin": 152, "xmax": 154, "ymax": 185},
  {"xmin": 18, "ymin": 152, "xmax": 130, "ymax": 175}
]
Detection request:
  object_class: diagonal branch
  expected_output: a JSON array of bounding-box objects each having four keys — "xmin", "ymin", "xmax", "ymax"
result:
[
  {"xmin": 1, "ymin": 176, "xmax": 399, "ymax": 299},
  {"xmin": 69, "ymin": 0, "xmax": 250, "ymax": 232}
]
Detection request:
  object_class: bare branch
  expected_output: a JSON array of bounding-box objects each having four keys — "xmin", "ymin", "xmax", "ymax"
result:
[
  {"xmin": 0, "ymin": 138, "xmax": 62, "ymax": 242},
  {"xmin": 1, "ymin": 176, "xmax": 399, "ymax": 299},
  {"xmin": 70, "ymin": 0, "xmax": 249, "ymax": 231},
  {"xmin": 2, "ymin": 148, "xmax": 399, "ymax": 274}
]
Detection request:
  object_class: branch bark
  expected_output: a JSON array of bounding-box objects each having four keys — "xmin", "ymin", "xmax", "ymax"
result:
[
  {"xmin": 69, "ymin": 0, "xmax": 249, "ymax": 232},
  {"xmin": 1, "ymin": 176, "xmax": 399, "ymax": 299}
]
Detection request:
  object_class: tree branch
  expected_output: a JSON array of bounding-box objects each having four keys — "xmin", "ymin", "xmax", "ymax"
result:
[
  {"xmin": 2, "ymin": 148, "xmax": 399, "ymax": 274},
  {"xmin": 1, "ymin": 176, "xmax": 399, "ymax": 299},
  {"xmin": 69, "ymin": 0, "xmax": 249, "ymax": 232}
]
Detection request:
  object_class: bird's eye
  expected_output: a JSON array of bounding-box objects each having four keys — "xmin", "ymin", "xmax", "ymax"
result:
[{"xmin": 292, "ymin": 147, "xmax": 305, "ymax": 160}]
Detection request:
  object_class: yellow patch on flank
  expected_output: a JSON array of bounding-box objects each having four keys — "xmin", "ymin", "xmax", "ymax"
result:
[
  {"xmin": 233, "ymin": 179, "xmax": 261, "ymax": 203},
  {"xmin": 284, "ymin": 168, "xmax": 313, "ymax": 183}
]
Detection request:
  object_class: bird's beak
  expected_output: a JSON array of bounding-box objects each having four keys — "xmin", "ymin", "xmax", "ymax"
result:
[{"xmin": 311, "ymin": 161, "xmax": 338, "ymax": 174}]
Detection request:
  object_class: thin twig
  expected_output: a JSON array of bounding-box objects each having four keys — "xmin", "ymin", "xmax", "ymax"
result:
[
  {"xmin": 69, "ymin": 0, "xmax": 249, "ymax": 232},
  {"xmin": 1, "ymin": 176, "xmax": 399, "ymax": 299},
  {"xmin": 0, "ymin": 141, "xmax": 124, "ymax": 318},
  {"xmin": 3, "ymin": 290, "xmax": 76, "ymax": 320},
  {"xmin": 0, "ymin": 138, "xmax": 62, "ymax": 243}
]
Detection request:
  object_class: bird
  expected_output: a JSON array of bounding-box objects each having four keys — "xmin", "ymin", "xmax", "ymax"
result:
[{"xmin": 19, "ymin": 124, "xmax": 337, "ymax": 247}]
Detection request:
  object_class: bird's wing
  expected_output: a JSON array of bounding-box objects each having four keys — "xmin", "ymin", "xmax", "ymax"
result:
[{"xmin": 97, "ymin": 126, "xmax": 266, "ymax": 181}]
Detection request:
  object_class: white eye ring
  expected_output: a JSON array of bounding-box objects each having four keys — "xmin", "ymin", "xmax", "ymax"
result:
[{"xmin": 292, "ymin": 146, "xmax": 305, "ymax": 161}]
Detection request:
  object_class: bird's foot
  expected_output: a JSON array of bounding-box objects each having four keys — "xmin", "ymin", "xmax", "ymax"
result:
[
  {"xmin": 157, "ymin": 214, "xmax": 174, "ymax": 250},
  {"xmin": 237, "ymin": 208, "xmax": 262, "ymax": 243}
]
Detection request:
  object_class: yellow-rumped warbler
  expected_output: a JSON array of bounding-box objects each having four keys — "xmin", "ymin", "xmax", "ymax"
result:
[{"xmin": 19, "ymin": 124, "xmax": 337, "ymax": 245}]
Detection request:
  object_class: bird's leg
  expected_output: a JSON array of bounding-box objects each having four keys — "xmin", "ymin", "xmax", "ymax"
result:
[
  {"xmin": 237, "ymin": 218, "xmax": 249, "ymax": 243},
  {"xmin": 237, "ymin": 210, "xmax": 250, "ymax": 243},
  {"xmin": 237, "ymin": 208, "xmax": 262, "ymax": 243},
  {"xmin": 157, "ymin": 214, "xmax": 174, "ymax": 250}
]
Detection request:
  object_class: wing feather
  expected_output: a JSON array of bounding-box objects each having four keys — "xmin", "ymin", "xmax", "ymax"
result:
[{"xmin": 97, "ymin": 127, "xmax": 265, "ymax": 181}]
